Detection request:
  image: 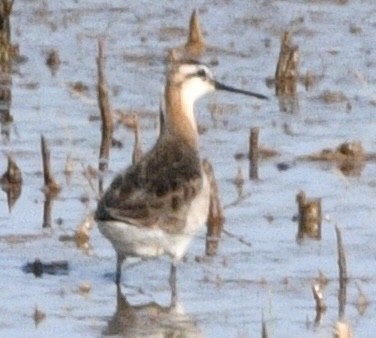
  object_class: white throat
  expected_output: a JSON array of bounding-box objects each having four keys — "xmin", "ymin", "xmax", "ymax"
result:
[{"xmin": 180, "ymin": 83, "xmax": 199, "ymax": 134}]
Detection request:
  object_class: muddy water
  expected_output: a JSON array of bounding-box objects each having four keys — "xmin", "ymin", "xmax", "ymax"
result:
[{"xmin": 1, "ymin": 1, "xmax": 376, "ymax": 337}]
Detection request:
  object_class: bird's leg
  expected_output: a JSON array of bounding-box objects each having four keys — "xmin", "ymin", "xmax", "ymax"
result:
[
  {"xmin": 116, "ymin": 253, "xmax": 125, "ymax": 285},
  {"xmin": 169, "ymin": 262, "xmax": 178, "ymax": 307}
]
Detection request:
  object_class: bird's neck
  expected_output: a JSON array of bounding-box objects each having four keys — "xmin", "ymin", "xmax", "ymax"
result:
[{"xmin": 163, "ymin": 82, "xmax": 198, "ymax": 147}]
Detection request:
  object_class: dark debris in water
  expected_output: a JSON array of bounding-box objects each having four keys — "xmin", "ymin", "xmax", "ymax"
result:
[
  {"xmin": 23, "ymin": 258, "xmax": 69, "ymax": 277},
  {"xmin": 298, "ymin": 140, "xmax": 372, "ymax": 176},
  {"xmin": 276, "ymin": 161, "xmax": 292, "ymax": 171}
]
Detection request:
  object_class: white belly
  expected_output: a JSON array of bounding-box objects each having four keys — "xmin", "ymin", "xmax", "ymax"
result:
[{"xmin": 98, "ymin": 173, "xmax": 210, "ymax": 262}]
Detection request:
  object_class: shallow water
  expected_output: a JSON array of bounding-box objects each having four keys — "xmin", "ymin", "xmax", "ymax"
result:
[{"xmin": 1, "ymin": 1, "xmax": 376, "ymax": 337}]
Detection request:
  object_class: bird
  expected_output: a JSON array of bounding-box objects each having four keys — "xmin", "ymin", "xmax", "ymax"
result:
[{"xmin": 95, "ymin": 60, "xmax": 267, "ymax": 302}]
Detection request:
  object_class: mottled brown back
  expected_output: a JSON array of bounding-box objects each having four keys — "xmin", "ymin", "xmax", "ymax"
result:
[{"xmin": 95, "ymin": 132, "xmax": 203, "ymax": 234}]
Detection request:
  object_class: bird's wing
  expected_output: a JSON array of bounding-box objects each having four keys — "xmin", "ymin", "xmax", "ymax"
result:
[
  {"xmin": 96, "ymin": 147, "xmax": 203, "ymax": 234},
  {"xmin": 104, "ymin": 176, "xmax": 202, "ymax": 233}
]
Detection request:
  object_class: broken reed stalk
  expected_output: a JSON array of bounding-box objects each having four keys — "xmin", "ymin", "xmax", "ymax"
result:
[
  {"xmin": 185, "ymin": 9, "xmax": 205, "ymax": 57},
  {"xmin": 168, "ymin": 9, "xmax": 205, "ymax": 63},
  {"xmin": 0, "ymin": 0, "xmax": 14, "ymax": 120},
  {"xmin": 274, "ymin": 31, "xmax": 299, "ymax": 113},
  {"xmin": 249, "ymin": 127, "xmax": 259, "ymax": 180},
  {"xmin": 335, "ymin": 225, "xmax": 348, "ymax": 319},
  {"xmin": 41, "ymin": 135, "xmax": 60, "ymax": 197},
  {"xmin": 275, "ymin": 31, "xmax": 299, "ymax": 96},
  {"xmin": 202, "ymin": 159, "xmax": 224, "ymax": 256},
  {"xmin": 296, "ymin": 191, "xmax": 322, "ymax": 240},
  {"xmin": 97, "ymin": 37, "xmax": 113, "ymax": 195},
  {"xmin": 0, "ymin": 0, "xmax": 13, "ymax": 41}
]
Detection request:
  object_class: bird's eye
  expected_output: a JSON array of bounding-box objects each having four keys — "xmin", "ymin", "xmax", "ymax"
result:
[{"xmin": 197, "ymin": 69, "xmax": 206, "ymax": 78}]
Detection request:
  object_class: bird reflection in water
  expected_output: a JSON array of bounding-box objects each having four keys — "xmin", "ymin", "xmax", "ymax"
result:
[{"xmin": 102, "ymin": 284, "xmax": 204, "ymax": 338}]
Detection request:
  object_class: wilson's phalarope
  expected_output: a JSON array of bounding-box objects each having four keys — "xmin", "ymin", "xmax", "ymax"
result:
[{"xmin": 95, "ymin": 60, "xmax": 267, "ymax": 299}]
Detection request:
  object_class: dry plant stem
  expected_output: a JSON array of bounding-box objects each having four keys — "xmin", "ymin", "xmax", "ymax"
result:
[
  {"xmin": 203, "ymin": 159, "xmax": 224, "ymax": 256},
  {"xmin": 249, "ymin": 127, "xmax": 259, "ymax": 180},
  {"xmin": 0, "ymin": 0, "xmax": 14, "ymax": 120},
  {"xmin": 185, "ymin": 9, "xmax": 205, "ymax": 56},
  {"xmin": 355, "ymin": 281, "xmax": 368, "ymax": 315},
  {"xmin": 274, "ymin": 31, "xmax": 299, "ymax": 113},
  {"xmin": 335, "ymin": 225, "xmax": 348, "ymax": 319},
  {"xmin": 222, "ymin": 227, "xmax": 252, "ymax": 248},
  {"xmin": 41, "ymin": 135, "xmax": 59, "ymax": 195},
  {"xmin": 296, "ymin": 190, "xmax": 306, "ymax": 239},
  {"xmin": 275, "ymin": 31, "xmax": 299, "ymax": 96},
  {"xmin": 222, "ymin": 191, "xmax": 252, "ymax": 248},
  {"xmin": 97, "ymin": 37, "xmax": 113, "ymax": 195}
]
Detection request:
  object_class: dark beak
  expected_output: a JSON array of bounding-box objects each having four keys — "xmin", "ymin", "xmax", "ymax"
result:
[{"xmin": 214, "ymin": 81, "xmax": 268, "ymax": 100}]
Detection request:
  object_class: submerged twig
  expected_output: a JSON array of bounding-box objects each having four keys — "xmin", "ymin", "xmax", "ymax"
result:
[
  {"xmin": 355, "ymin": 281, "xmax": 368, "ymax": 315},
  {"xmin": 132, "ymin": 114, "xmax": 142, "ymax": 165},
  {"xmin": 42, "ymin": 195, "xmax": 52, "ymax": 228},
  {"xmin": 312, "ymin": 283, "xmax": 327, "ymax": 323},
  {"xmin": 261, "ymin": 312, "xmax": 268, "ymax": 338},
  {"xmin": 234, "ymin": 166, "xmax": 244, "ymax": 198},
  {"xmin": 335, "ymin": 225, "xmax": 348, "ymax": 283},
  {"xmin": 222, "ymin": 228, "xmax": 252, "ymax": 249},
  {"xmin": 33, "ymin": 306, "xmax": 46, "ymax": 327}
]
